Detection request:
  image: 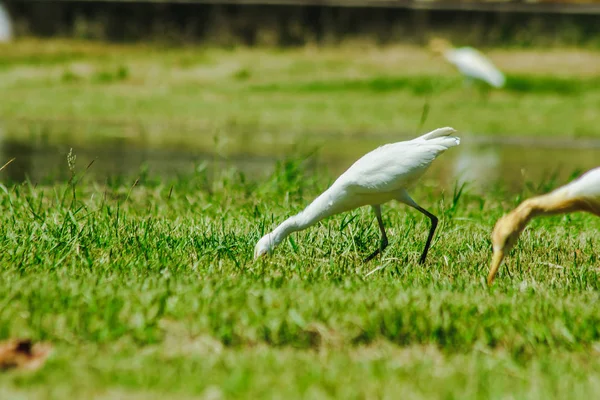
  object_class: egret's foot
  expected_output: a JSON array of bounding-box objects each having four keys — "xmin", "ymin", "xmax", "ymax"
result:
[
  {"xmin": 363, "ymin": 249, "xmax": 381, "ymax": 263},
  {"xmin": 364, "ymin": 238, "xmax": 388, "ymax": 263}
]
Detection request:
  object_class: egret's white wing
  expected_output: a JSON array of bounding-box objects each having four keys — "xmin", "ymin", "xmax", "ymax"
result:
[
  {"xmin": 338, "ymin": 141, "xmax": 453, "ymax": 194},
  {"xmin": 446, "ymin": 47, "xmax": 505, "ymax": 88}
]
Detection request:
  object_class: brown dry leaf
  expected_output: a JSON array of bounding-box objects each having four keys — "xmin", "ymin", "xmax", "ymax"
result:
[{"xmin": 0, "ymin": 339, "xmax": 53, "ymax": 372}]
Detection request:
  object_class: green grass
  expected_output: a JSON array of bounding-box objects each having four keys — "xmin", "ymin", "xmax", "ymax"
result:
[
  {"xmin": 252, "ymin": 74, "xmax": 600, "ymax": 96},
  {"xmin": 1, "ymin": 39, "xmax": 600, "ymax": 398},
  {"xmin": 2, "ymin": 40, "xmax": 600, "ymax": 156},
  {"xmin": 0, "ymin": 154, "xmax": 599, "ymax": 398}
]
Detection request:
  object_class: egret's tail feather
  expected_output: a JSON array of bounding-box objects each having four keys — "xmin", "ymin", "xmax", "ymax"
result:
[
  {"xmin": 419, "ymin": 127, "xmax": 457, "ymax": 141},
  {"xmin": 417, "ymin": 127, "xmax": 460, "ymax": 149},
  {"xmin": 432, "ymin": 136, "xmax": 461, "ymax": 149}
]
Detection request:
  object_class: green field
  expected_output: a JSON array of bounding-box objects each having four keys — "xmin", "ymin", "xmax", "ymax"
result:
[
  {"xmin": 0, "ymin": 156, "xmax": 599, "ymax": 399},
  {"xmin": 2, "ymin": 40, "xmax": 600, "ymax": 156},
  {"xmin": 0, "ymin": 40, "xmax": 600, "ymax": 398}
]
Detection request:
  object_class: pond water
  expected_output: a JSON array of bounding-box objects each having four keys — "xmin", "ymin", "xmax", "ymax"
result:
[{"xmin": 0, "ymin": 121, "xmax": 599, "ymax": 194}]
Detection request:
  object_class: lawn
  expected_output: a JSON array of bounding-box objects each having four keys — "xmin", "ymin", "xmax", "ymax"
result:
[
  {"xmin": 1, "ymin": 39, "xmax": 600, "ymax": 157},
  {"xmin": 0, "ymin": 39, "xmax": 599, "ymax": 398},
  {"xmin": 0, "ymin": 154, "xmax": 599, "ymax": 398}
]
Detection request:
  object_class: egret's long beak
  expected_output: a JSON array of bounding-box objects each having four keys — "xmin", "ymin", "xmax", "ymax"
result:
[{"xmin": 487, "ymin": 249, "xmax": 505, "ymax": 286}]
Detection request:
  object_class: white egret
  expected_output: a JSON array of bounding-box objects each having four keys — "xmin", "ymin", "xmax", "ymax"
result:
[
  {"xmin": 254, "ymin": 127, "xmax": 461, "ymax": 263},
  {"xmin": 429, "ymin": 38, "xmax": 505, "ymax": 88},
  {"xmin": 488, "ymin": 167, "xmax": 600, "ymax": 285},
  {"xmin": 0, "ymin": 2, "xmax": 13, "ymax": 42}
]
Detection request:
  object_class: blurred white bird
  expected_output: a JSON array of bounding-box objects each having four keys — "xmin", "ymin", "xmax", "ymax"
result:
[
  {"xmin": 429, "ymin": 38, "xmax": 505, "ymax": 88},
  {"xmin": 0, "ymin": 2, "xmax": 12, "ymax": 42},
  {"xmin": 254, "ymin": 127, "xmax": 461, "ymax": 263},
  {"xmin": 488, "ymin": 167, "xmax": 600, "ymax": 285}
]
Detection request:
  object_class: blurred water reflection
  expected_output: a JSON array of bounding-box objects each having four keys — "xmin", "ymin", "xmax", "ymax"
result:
[
  {"xmin": 452, "ymin": 144, "xmax": 501, "ymax": 193},
  {"xmin": 0, "ymin": 121, "xmax": 598, "ymax": 194}
]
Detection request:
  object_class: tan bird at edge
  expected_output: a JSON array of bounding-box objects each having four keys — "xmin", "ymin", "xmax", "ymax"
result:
[{"xmin": 488, "ymin": 167, "xmax": 600, "ymax": 285}]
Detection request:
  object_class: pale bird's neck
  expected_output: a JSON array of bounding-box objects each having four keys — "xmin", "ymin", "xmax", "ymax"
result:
[
  {"xmin": 507, "ymin": 192, "xmax": 561, "ymax": 233},
  {"xmin": 270, "ymin": 215, "xmax": 303, "ymax": 247},
  {"xmin": 269, "ymin": 189, "xmax": 338, "ymax": 248},
  {"xmin": 511, "ymin": 188, "xmax": 597, "ymax": 229},
  {"xmin": 508, "ymin": 200, "xmax": 537, "ymax": 235},
  {"xmin": 526, "ymin": 188, "xmax": 597, "ymax": 216}
]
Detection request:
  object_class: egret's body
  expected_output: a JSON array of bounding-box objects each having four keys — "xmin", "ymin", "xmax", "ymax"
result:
[
  {"xmin": 254, "ymin": 127, "xmax": 461, "ymax": 263},
  {"xmin": 488, "ymin": 167, "xmax": 600, "ymax": 285},
  {"xmin": 429, "ymin": 38, "xmax": 505, "ymax": 88}
]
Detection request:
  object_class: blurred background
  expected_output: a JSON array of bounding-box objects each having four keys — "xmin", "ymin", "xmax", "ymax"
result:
[{"xmin": 0, "ymin": 0, "xmax": 599, "ymax": 191}]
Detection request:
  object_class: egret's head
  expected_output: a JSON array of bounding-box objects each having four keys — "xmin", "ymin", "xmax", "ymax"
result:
[
  {"xmin": 428, "ymin": 38, "xmax": 452, "ymax": 56},
  {"xmin": 488, "ymin": 213, "xmax": 524, "ymax": 285},
  {"xmin": 254, "ymin": 233, "xmax": 275, "ymax": 260}
]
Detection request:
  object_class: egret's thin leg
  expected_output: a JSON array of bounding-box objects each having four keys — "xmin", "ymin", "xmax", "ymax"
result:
[
  {"xmin": 410, "ymin": 205, "xmax": 438, "ymax": 264},
  {"xmin": 364, "ymin": 205, "xmax": 388, "ymax": 262},
  {"xmin": 396, "ymin": 190, "xmax": 438, "ymax": 264}
]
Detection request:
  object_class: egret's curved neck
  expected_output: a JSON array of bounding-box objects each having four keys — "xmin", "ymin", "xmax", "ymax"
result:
[
  {"xmin": 511, "ymin": 189, "xmax": 588, "ymax": 233},
  {"xmin": 268, "ymin": 188, "xmax": 341, "ymax": 248},
  {"xmin": 268, "ymin": 215, "xmax": 306, "ymax": 248},
  {"xmin": 526, "ymin": 189, "xmax": 593, "ymax": 216},
  {"xmin": 510, "ymin": 199, "xmax": 540, "ymax": 234}
]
